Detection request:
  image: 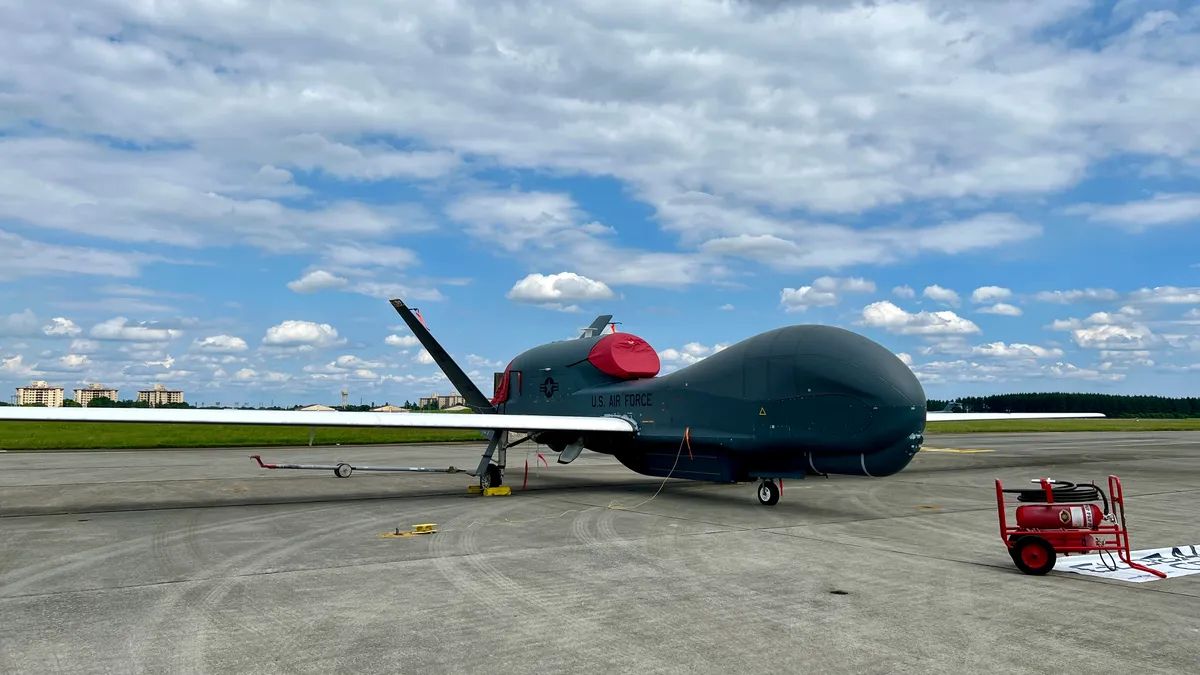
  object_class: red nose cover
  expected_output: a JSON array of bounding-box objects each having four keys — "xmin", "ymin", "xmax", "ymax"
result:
[{"xmin": 587, "ymin": 333, "xmax": 660, "ymax": 379}]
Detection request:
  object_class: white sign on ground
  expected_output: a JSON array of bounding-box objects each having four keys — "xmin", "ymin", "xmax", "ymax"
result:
[{"xmin": 1056, "ymin": 545, "xmax": 1200, "ymax": 582}]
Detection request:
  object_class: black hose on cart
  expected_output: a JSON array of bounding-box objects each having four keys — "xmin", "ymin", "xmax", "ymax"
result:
[{"xmin": 1001, "ymin": 480, "xmax": 1109, "ymax": 513}]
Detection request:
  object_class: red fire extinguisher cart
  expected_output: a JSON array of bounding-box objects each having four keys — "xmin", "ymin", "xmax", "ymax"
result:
[{"xmin": 995, "ymin": 474, "xmax": 1167, "ymax": 577}]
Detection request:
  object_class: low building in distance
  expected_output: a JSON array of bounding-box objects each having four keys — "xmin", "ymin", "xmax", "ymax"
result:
[
  {"xmin": 297, "ymin": 403, "xmax": 337, "ymax": 411},
  {"xmin": 370, "ymin": 404, "xmax": 408, "ymax": 412},
  {"xmin": 137, "ymin": 383, "xmax": 184, "ymax": 407},
  {"xmin": 75, "ymin": 383, "xmax": 118, "ymax": 407},
  {"xmin": 16, "ymin": 380, "xmax": 64, "ymax": 407}
]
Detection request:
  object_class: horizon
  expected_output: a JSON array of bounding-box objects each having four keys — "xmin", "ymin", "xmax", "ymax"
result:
[{"xmin": 2, "ymin": 1, "xmax": 1198, "ymax": 406}]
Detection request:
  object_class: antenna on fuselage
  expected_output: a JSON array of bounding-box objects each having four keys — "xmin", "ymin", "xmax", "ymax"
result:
[{"xmin": 578, "ymin": 314, "xmax": 614, "ymax": 338}]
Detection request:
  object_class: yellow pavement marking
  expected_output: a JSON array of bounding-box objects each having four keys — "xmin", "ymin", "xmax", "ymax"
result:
[{"xmin": 921, "ymin": 447, "xmax": 994, "ymax": 454}]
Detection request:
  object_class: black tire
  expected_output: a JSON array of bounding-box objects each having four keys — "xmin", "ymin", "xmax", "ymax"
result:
[
  {"xmin": 333, "ymin": 463, "xmax": 352, "ymax": 478},
  {"xmin": 480, "ymin": 464, "xmax": 503, "ymax": 489},
  {"xmin": 1012, "ymin": 536, "xmax": 1056, "ymax": 575},
  {"xmin": 757, "ymin": 480, "xmax": 780, "ymax": 506}
]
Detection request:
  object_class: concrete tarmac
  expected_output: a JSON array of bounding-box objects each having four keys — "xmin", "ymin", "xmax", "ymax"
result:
[{"xmin": 2, "ymin": 432, "xmax": 1199, "ymax": 674}]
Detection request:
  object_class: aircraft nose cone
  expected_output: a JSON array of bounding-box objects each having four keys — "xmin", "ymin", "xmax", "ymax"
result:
[
  {"xmin": 785, "ymin": 325, "xmax": 924, "ymax": 408},
  {"xmin": 748, "ymin": 324, "xmax": 926, "ymax": 446}
]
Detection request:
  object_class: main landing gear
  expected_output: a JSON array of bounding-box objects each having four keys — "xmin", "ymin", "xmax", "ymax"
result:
[
  {"xmin": 757, "ymin": 478, "xmax": 780, "ymax": 506},
  {"xmin": 479, "ymin": 464, "xmax": 503, "ymax": 490},
  {"xmin": 474, "ymin": 430, "xmax": 519, "ymax": 490}
]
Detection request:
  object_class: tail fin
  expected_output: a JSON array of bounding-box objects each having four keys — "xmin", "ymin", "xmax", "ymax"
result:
[
  {"xmin": 389, "ymin": 299, "xmax": 496, "ymax": 414},
  {"xmin": 579, "ymin": 314, "xmax": 614, "ymax": 339}
]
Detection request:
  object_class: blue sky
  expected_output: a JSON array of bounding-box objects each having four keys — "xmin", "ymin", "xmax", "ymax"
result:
[{"xmin": 1, "ymin": 0, "xmax": 1198, "ymax": 406}]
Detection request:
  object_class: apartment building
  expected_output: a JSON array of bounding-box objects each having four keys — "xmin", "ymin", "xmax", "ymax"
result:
[
  {"xmin": 74, "ymin": 383, "xmax": 119, "ymax": 407},
  {"xmin": 417, "ymin": 391, "xmax": 466, "ymax": 409},
  {"xmin": 15, "ymin": 381, "xmax": 64, "ymax": 407},
  {"xmin": 136, "ymin": 383, "xmax": 185, "ymax": 407}
]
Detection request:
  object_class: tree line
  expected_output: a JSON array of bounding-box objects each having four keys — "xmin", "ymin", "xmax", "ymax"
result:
[{"xmin": 928, "ymin": 393, "xmax": 1200, "ymax": 418}]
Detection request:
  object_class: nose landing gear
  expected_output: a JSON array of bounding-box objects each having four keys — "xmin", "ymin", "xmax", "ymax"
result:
[{"xmin": 757, "ymin": 478, "xmax": 780, "ymax": 506}]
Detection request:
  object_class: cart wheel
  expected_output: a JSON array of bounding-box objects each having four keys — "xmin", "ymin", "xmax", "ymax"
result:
[
  {"xmin": 333, "ymin": 463, "xmax": 352, "ymax": 478},
  {"xmin": 1012, "ymin": 536, "xmax": 1055, "ymax": 575}
]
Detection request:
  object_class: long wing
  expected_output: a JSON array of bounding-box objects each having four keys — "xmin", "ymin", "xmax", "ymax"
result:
[
  {"xmin": 926, "ymin": 412, "xmax": 1105, "ymax": 422},
  {"xmin": 0, "ymin": 406, "xmax": 636, "ymax": 433}
]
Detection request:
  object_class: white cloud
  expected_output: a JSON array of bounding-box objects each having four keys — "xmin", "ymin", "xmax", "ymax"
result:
[
  {"xmin": 1072, "ymin": 324, "xmax": 1161, "ymax": 350},
  {"xmin": 1045, "ymin": 306, "xmax": 1164, "ymax": 350},
  {"xmin": 893, "ymin": 286, "xmax": 915, "ymax": 299},
  {"xmin": 304, "ymin": 355, "xmax": 388, "ymax": 374},
  {"xmin": 1040, "ymin": 362, "xmax": 1125, "ymax": 382},
  {"xmin": 0, "ymin": 310, "xmax": 40, "ymax": 337},
  {"xmin": 466, "ymin": 354, "xmax": 505, "ymax": 368},
  {"xmin": 278, "ymin": 133, "xmax": 460, "ymax": 181},
  {"xmin": 977, "ymin": 303, "xmax": 1023, "ymax": 316},
  {"xmin": 56, "ymin": 354, "xmax": 90, "ymax": 370},
  {"xmin": 333, "ymin": 355, "xmax": 385, "ymax": 370},
  {"xmin": 719, "ymin": 303, "xmax": 735, "ymax": 311},
  {"xmin": 450, "ymin": 192, "xmax": 717, "ymax": 288},
  {"xmin": 907, "ymin": 356, "xmax": 1125, "ymax": 384},
  {"xmin": 507, "ymin": 272, "xmax": 616, "ymax": 310},
  {"xmin": 1, "ymin": 355, "xmax": 37, "ymax": 379},
  {"xmin": 0, "ymin": 230, "xmax": 159, "ymax": 281},
  {"xmin": 1066, "ymin": 193, "xmax": 1200, "ymax": 231},
  {"xmin": 90, "ymin": 317, "xmax": 183, "ymax": 342},
  {"xmin": 191, "ymin": 335, "xmax": 249, "ymax": 354},
  {"xmin": 42, "ymin": 317, "xmax": 82, "ymax": 337},
  {"xmin": 1033, "ymin": 288, "xmax": 1120, "ymax": 303},
  {"xmin": 262, "ymin": 320, "xmax": 345, "ymax": 348},
  {"xmin": 971, "ymin": 286, "xmax": 1012, "ymax": 304},
  {"xmin": 922, "ymin": 285, "xmax": 961, "ymax": 307},
  {"xmin": 860, "ymin": 301, "xmax": 981, "ymax": 335},
  {"xmin": 234, "ymin": 368, "xmax": 292, "ymax": 383},
  {"xmin": 699, "ymin": 213, "xmax": 1042, "ymax": 271},
  {"xmin": 1127, "ymin": 286, "xmax": 1200, "ymax": 304},
  {"xmin": 780, "ymin": 276, "xmax": 875, "ymax": 312},
  {"xmin": 385, "ymin": 334, "xmax": 421, "ymax": 348},
  {"xmin": 7, "ymin": 0, "xmax": 1195, "ymax": 228},
  {"xmin": 287, "ymin": 270, "xmax": 349, "ymax": 294},
  {"xmin": 658, "ymin": 341, "xmax": 729, "ymax": 368},
  {"xmin": 1047, "ymin": 306, "xmax": 1142, "ymax": 331},
  {"xmin": 69, "ymin": 339, "xmax": 100, "ymax": 354},
  {"xmin": 972, "ymin": 342, "xmax": 1064, "ymax": 359},
  {"xmin": 413, "ymin": 348, "xmax": 436, "ymax": 365}
]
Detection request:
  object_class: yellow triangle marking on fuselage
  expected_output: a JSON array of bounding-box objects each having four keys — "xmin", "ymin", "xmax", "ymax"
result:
[{"xmin": 759, "ymin": 407, "xmax": 766, "ymax": 416}]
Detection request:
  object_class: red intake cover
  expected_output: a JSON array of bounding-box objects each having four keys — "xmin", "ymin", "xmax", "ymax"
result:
[{"xmin": 587, "ymin": 332, "xmax": 660, "ymax": 379}]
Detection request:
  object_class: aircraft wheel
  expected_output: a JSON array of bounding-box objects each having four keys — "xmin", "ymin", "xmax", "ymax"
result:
[
  {"xmin": 480, "ymin": 464, "xmax": 503, "ymax": 489},
  {"xmin": 757, "ymin": 480, "xmax": 780, "ymax": 506},
  {"xmin": 334, "ymin": 463, "xmax": 352, "ymax": 478}
]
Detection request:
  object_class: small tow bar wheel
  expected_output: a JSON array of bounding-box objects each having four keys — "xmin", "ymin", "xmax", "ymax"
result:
[
  {"xmin": 334, "ymin": 463, "xmax": 352, "ymax": 478},
  {"xmin": 757, "ymin": 480, "xmax": 780, "ymax": 506},
  {"xmin": 1013, "ymin": 536, "xmax": 1055, "ymax": 575}
]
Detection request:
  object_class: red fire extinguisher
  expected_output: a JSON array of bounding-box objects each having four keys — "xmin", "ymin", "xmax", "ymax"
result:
[{"xmin": 1015, "ymin": 503, "xmax": 1104, "ymax": 530}]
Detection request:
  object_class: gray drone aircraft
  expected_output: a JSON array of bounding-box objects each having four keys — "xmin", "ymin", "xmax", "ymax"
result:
[{"xmin": 0, "ymin": 299, "xmax": 1102, "ymax": 506}]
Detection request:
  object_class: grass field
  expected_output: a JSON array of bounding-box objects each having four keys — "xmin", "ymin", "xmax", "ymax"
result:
[
  {"xmin": 0, "ymin": 422, "xmax": 483, "ymax": 450},
  {"xmin": 925, "ymin": 418, "xmax": 1200, "ymax": 433},
  {"xmin": 1, "ymin": 417, "xmax": 1199, "ymax": 451}
]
